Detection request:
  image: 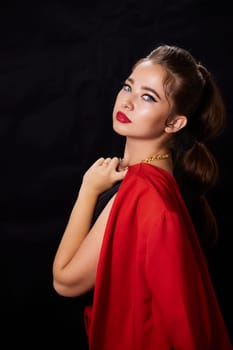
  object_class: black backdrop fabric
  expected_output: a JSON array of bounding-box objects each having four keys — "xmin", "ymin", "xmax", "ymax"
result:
[{"xmin": 0, "ymin": 1, "xmax": 232, "ymax": 348}]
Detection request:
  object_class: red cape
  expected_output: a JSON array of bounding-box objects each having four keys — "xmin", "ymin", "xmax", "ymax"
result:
[{"xmin": 85, "ymin": 163, "xmax": 232, "ymax": 350}]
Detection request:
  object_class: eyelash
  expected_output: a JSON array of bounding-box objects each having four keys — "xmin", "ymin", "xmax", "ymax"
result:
[{"xmin": 121, "ymin": 83, "xmax": 156, "ymax": 102}]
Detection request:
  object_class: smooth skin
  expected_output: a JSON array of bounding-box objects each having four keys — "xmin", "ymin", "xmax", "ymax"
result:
[
  {"xmin": 53, "ymin": 157, "xmax": 126, "ymax": 297},
  {"xmin": 52, "ymin": 62, "xmax": 187, "ymax": 297}
]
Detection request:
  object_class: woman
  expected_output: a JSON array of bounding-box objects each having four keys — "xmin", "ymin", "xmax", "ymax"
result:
[{"xmin": 52, "ymin": 44, "xmax": 232, "ymax": 349}]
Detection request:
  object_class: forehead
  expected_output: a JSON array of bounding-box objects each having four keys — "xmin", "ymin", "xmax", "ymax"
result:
[{"xmin": 130, "ymin": 62, "xmax": 167, "ymax": 87}]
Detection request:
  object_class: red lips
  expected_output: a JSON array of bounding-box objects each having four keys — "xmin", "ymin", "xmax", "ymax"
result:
[{"xmin": 116, "ymin": 111, "xmax": 132, "ymax": 123}]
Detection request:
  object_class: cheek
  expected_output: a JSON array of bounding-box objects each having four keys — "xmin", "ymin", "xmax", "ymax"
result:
[
  {"xmin": 112, "ymin": 102, "xmax": 118, "ymax": 117},
  {"xmin": 135, "ymin": 106, "xmax": 156, "ymax": 123},
  {"xmin": 135, "ymin": 109, "xmax": 167, "ymax": 132}
]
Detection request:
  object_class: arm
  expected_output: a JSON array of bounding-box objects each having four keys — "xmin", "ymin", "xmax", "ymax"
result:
[{"xmin": 52, "ymin": 156, "xmax": 126, "ymax": 297}]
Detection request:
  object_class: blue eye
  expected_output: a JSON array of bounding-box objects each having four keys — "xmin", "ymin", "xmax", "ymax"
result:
[
  {"xmin": 120, "ymin": 83, "xmax": 156, "ymax": 103},
  {"xmin": 143, "ymin": 94, "xmax": 156, "ymax": 102},
  {"xmin": 122, "ymin": 83, "xmax": 131, "ymax": 92}
]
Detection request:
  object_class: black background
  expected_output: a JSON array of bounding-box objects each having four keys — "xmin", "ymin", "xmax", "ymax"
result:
[{"xmin": 0, "ymin": 1, "xmax": 232, "ymax": 348}]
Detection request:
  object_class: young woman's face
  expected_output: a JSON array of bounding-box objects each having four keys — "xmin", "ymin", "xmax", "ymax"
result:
[{"xmin": 112, "ymin": 62, "xmax": 172, "ymax": 140}]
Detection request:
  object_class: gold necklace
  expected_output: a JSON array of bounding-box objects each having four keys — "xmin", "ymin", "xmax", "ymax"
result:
[
  {"xmin": 142, "ymin": 153, "xmax": 170, "ymax": 163},
  {"xmin": 118, "ymin": 152, "xmax": 170, "ymax": 171}
]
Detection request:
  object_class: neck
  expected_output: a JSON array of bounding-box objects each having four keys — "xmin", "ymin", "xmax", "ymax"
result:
[
  {"xmin": 123, "ymin": 138, "xmax": 169, "ymax": 160},
  {"xmin": 118, "ymin": 151, "xmax": 171, "ymax": 171}
]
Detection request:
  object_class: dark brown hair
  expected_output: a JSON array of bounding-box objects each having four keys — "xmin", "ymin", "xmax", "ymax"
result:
[{"xmin": 135, "ymin": 44, "xmax": 225, "ymax": 251}]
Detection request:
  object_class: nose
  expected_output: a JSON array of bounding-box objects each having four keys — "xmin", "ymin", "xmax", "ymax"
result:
[{"xmin": 121, "ymin": 98, "xmax": 133, "ymax": 110}]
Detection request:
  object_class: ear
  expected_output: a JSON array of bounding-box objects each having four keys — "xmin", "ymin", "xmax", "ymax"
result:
[{"xmin": 164, "ymin": 115, "xmax": 187, "ymax": 134}]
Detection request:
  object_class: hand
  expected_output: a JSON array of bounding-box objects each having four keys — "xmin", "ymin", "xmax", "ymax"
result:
[{"xmin": 81, "ymin": 157, "xmax": 127, "ymax": 196}]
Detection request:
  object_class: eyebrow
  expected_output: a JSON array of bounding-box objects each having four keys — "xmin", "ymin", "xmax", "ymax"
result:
[{"xmin": 127, "ymin": 77, "xmax": 161, "ymax": 100}]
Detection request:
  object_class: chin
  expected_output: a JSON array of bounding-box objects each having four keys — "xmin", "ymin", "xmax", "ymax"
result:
[{"xmin": 112, "ymin": 123, "xmax": 128, "ymax": 136}]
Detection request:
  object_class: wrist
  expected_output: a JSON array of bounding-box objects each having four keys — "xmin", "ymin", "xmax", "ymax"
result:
[{"xmin": 79, "ymin": 184, "xmax": 100, "ymax": 200}]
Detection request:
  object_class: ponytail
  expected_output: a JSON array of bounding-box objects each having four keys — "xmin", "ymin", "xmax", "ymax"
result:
[
  {"xmin": 175, "ymin": 68, "xmax": 225, "ymax": 252},
  {"xmin": 144, "ymin": 44, "xmax": 226, "ymax": 252}
]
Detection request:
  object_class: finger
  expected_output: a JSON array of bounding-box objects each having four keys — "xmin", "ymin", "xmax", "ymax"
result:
[
  {"xmin": 113, "ymin": 166, "xmax": 128, "ymax": 181},
  {"xmin": 95, "ymin": 157, "xmax": 105, "ymax": 166},
  {"xmin": 102, "ymin": 157, "xmax": 111, "ymax": 165},
  {"xmin": 108, "ymin": 157, "xmax": 121, "ymax": 169}
]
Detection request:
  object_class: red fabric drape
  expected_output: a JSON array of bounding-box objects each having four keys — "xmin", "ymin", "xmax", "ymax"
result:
[{"xmin": 85, "ymin": 163, "xmax": 232, "ymax": 350}]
